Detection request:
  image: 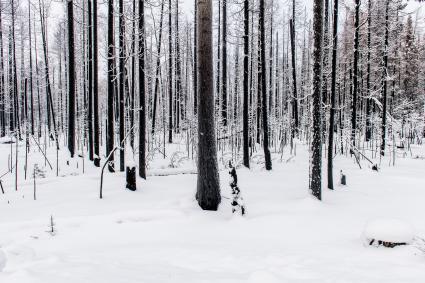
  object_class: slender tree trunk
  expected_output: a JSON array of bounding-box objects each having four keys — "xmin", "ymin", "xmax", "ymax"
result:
[
  {"xmin": 196, "ymin": 0, "xmax": 221, "ymax": 211},
  {"xmin": 107, "ymin": 0, "xmax": 115, "ymax": 172},
  {"xmin": 0, "ymin": 2, "xmax": 5, "ymax": 137},
  {"xmin": 351, "ymin": 0, "xmax": 360, "ymax": 147},
  {"xmin": 242, "ymin": 0, "xmax": 250, "ymax": 168},
  {"xmin": 151, "ymin": 1, "xmax": 165, "ymax": 134},
  {"xmin": 289, "ymin": 19, "xmax": 298, "ymax": 136},
  {"xmin": 88, "ymin": 0, "xmax": 94, "ymax": 161},
  {"xmin": 365, "ymin": 0, "xmax": 372, "ymax": 142},
  {"xmin": 260, "ymin": 0, "xmax": 272, "ymax": 170},
  {"xmin": 310, "ymin": 0, "xmax": 324, "ymax": 200},
  {"xmin": 168, "ymin": 0, "xmax": 173, "ymax": 143},
  {"xmin": 221, "ymin": 0, "xmax": 228, "ymax": 127},
  {"xmin": 119, "ymin": 0, "xmax": 125, "ymax": 171},
  {"xmin": 93, "ymin": 0, "xmax": 100, "ymax": 166},
  {"xmin": 327, "ymin": 0, "xmax": 338, "ymax": 190},
  {"xmin": 67, "ymin": 0, "xmax": 76, "ymax": 157},
  {"xmin": 139, "ymin": 0, "xmax": 146, "ymax": 179},
  {"xmin": 381, "ymin": 0, "xmax": 389, "ymax": 156}
]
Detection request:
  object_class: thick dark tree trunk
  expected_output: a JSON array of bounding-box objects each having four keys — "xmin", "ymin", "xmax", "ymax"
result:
[
  {"xmin": 196, "ymin": 0, "xmax": 221, "ymax": 211},
  {"xmin": 310, "ymin": 0, "xmax": 324, "ymax": 200},
  {"xmin": 259, "ymin": 0, "xmax": 272, "ymax": 170},
  {"xmin": 327, "ymin": 0, "xmax": 338, "ymax": 190}
]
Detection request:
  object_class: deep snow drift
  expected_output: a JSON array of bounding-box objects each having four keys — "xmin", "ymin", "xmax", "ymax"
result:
[{"xmin": 0, "ymin": 137, "xmax": 424, "ymax": 282}]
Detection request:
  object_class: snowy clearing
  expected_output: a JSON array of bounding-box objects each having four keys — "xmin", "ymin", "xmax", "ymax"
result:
[{"xmin": 0, "ymin": 141, "xmax": 424, "ymax": 283}]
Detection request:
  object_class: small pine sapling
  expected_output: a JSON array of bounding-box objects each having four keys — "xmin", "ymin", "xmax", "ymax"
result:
[{"xmin": 229, "ymin": 162, "xmax": 245, "ymax": 216}]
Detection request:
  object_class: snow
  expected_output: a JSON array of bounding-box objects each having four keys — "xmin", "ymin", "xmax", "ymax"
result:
[
  {"xmin": 0, "ymin": 249, "xmax": 6, "ymax": 272},
  {"xmin": 0, "ymin": 138, "xmax": 425, "ymax": 282},
  {"xmin": 363, "ymin": 218, "xmax": 415, "ymax": 244}
]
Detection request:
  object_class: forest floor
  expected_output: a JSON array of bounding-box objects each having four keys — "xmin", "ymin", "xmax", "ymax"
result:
[{"xmin": 0, "ymin": 136, "xmax": 424, "ymax": 282}]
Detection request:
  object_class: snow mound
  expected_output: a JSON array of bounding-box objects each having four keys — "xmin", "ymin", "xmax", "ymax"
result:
[
  {"xmin": 0, "ymin": 249, "xmax": 6, "ymax": 272},
  {"xmin": 363, "ymin": 218, "xmax": 415, "ymax": 244}
]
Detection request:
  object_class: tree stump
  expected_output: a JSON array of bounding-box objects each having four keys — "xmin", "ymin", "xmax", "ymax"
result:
[{"xmin": 126, "ymin": 166, "xmax": 137, "ymax": 191}]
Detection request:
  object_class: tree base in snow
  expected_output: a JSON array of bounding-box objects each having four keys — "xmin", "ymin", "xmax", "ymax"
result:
[{"xmin": 126, "ymin": 166, "xmax": 137, "ymax": 191}]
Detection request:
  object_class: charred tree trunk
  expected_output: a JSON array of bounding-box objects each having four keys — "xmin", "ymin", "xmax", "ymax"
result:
[
  {"xmin": 119, "ymin": 0, "xmax": 125, "ymax": 172},
  {"xmin": 88, "ymin": 0, "xmax": 94, "ymax": 161},
  {"xmin": 107, "ymin": 0, "xmax": 115, "ymax": 172},
  {"xmin": 196, "ymin": 0, "xmax": 221, "ymax": 211},
  {"xmin": 351, "ymin": 0, "xmax": 360, "ymax": 147},
  {"xmin": 327, "ymin": 0, "xmax": 338, "ymax": 190},
  {"xmin": 139, "ymin": 0, "xmax": 146, "ymax": 179},
  {"xmin": 67, "ymin": 0, "xmax": 76, "ymax": 157},
  {"xmin": 289, "ymin": 18, "xmax": 298, "ymax": 137},
  {"xmin": 221, "ymin": 0, "xmax": 228, "ymax": 127},
  {"xmin": 242, "ymin": 0, "xmax": 250, "ymax": 168},
  {"xmin": 310, "ymin": 0, "xmax": 324, "ymax": 200},
  {"xmin": 381, "ymin": 0, "xmax": 389, "ymax": 156},
  {"xmin": 93, "ymin": 0, "xmax": 100, "ymax": 166},
  {"xmin": 260, "ymin": 0, "xmax": 272, "ymax": 170},
  {"xmin": 168, "ymin": 0, "xmax": 173, "ymax": 143}
]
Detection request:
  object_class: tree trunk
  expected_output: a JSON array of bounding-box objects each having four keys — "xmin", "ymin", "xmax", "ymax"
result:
[
  {"xmin": 310, "ymin": 0, "xmax": 324, "ymax": 200},
  {"xmin": 351, "ymin": 0, "xmax": 360, "ymax": 147},
  {"xmin": 381, "ymin": 0, "xmax": 389, "ymax": 156},
  {"xmin": 260, "ymin": 0, "xmax": 272, "ymax": 170},
  {"xmin": 196, "ymin": 0, "xmax": 221, "ymax": 211},
  {"xmin": 327, "ymin": 0, "xmax": 338, "ymax": 190},
  {"xmin": 107, "ymin": 0, "xmax": 115, "ymax": 172},
  {"xmin": 242, "ymin": 0, "xmax": 250, "ymax": 168},
  {"xmin": 93, "ymin": 0, "xmax": 100, "ymax": 167},
  {"xmin": 139, "ymin": 0, "xmax": 146, "ymax": 179}
]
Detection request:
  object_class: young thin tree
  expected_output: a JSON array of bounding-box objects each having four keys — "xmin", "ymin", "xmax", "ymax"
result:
[{"xmin": 196, "ymin": 0, "xmax": 221, "ymax": 211}]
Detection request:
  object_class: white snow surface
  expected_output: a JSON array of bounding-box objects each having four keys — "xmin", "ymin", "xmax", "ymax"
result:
[
  {"xmin": 0, "ymin": 137, "xmax": 425, "ymax": 282},
  {"xmin": 0, "ymin": 249, "xmax": 6, "ymax": 272},
  {"xmin": 363, "ymin": 218, "xmax": 415, "ymax": 244}
]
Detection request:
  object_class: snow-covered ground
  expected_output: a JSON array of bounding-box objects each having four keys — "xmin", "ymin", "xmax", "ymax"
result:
[{"xmin": 0, "ymin": 136, "xmax": 424, "ymax": 282}]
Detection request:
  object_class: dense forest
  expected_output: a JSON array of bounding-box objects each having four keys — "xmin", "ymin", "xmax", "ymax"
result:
[{"xmin": 0, "ymin": 0, "xmax": 423, "ymax": 207}]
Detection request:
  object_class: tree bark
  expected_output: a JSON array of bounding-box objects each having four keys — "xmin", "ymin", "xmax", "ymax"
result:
[
  {"xmin": 196, "ymin": 0, "xmax": 221, "ymax": 211},
  {"xmin": 310, "ymin": 0, "xmax": 324, "ymax": 200}
]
